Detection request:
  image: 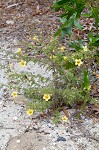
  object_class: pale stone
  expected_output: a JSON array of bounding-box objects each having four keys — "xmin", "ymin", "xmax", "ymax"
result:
[
  {"xmin": 6, "ymin": 20, "xmax": 14, "ymax": 25},
  {"xmin": 16, "ymin": 140, "xmax": 20, "ymax": 144},
  {"xmin": 13, "ymin": 116, "xmax": 18, "ymax": 121}
]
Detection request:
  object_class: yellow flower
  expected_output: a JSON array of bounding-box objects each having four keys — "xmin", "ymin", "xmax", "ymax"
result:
[
  {"xmin": 50, "ymin": 55, "xmax": 52, "ymax": 59},
  {"xmin": 50, "ymin": 55, "xmax": 57, "ymax": 59},
  {"xmin": 62, "ymin": 116, "xmax": 68, "ymax": 122},
  {"xmin": 50, "ymin": 37, "xmax": 54, "ymax": 42},
  {"xmin": 9, "ymin": 63, "xmax": 14, "ymax": 68},
  {"xmin": 43, "ymin": 94, "xmax": 51, "ymax": 101},
  {"xmin": 53, "ymin": 50, "xmax": 55, "ymax": 53},
  {"xmin": 83, "ymin": 46, "xmax": 88, "ymax": 51},
  {"xmin": 63, "ymin": 56, "xmax": 67, "ymax": 61},
  {"xmin": 75, "ymin": 59, "xmax": 83, "ymax": 67},
  {"xmin": 87, "ymin": 85, "xmax": 91, "ymax": 91},
  {"xmin": 26, "ymin": 109, "xmax": 34, "ymax": 116},
  {"xmin": 17, "ymin": 48, "xmax": 22, "ymax": 54},
  {"xmin": 11, "ymin": 91, "xmax": 17, "ymax": 98},
  {"xmin": 19, "ymin": 60, "xmax": 26, "ymax": 67},
  {"xmin": 33, "ymin": 36, "xmax": 39, "ymax": 41},
  {"xmin": 84, "ymin": 85, "xmax": 91, "ymax": 91},
  {"xmin": 59, "ymin": 46, "xmax": 65, "ymax": 52}
]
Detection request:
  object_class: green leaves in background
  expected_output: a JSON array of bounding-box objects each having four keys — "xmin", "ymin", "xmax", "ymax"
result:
[
  {"xmin": 70, "ymin": 39, "xmax": 83, "ymax": 51},
  {"xmin": 63, "ymin": 61, "xmax": 75, "ymax": 69},
  {"xmin": 88, "ymin": 33, "xmax": 99, "ymax": 47},
  {"xmin": 53, "ymin": 0, "xmax": 85, "ymax": 38},
  {"xmin": 82, "ymin": 70, "xmax": 90, "ymax": 90},
  {"xmin": 54, "ymin": 13, "xmax": 82, "ymax": 38}
]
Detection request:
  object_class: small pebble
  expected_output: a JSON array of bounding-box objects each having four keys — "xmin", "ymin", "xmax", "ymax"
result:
[
  {"xmin": 56, "ymin": 136, "xmax": 66, "ymax": 142},
  {"xmin": 16, "ymin": 139, "xmax": 21, "ymax": 143},
  {"xmin": 6, "ymin": 20, "xmax": 14, "ymax": 25},
  {"xmin": 0, "ymin": 101, "xmax": 3, "ymax": 105},
  {"xmin": 0, "ymin": 123, "xmax": 4, "ymax": 128},
  {"xmin": 13, "ymin": 116, "xmax": 18, "ymax": 121},
  {"xmin": 43, "ymin": 147, "xmax": 47, "ymax": 150}
]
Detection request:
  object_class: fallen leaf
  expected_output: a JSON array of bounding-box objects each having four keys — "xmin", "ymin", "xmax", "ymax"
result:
[
  {"xmin": 62, "ymin": 106, "xmax": 69, "ymax": 118},
  {"xmin": 96, "ymin": 74, "xmax": 99, "ymax": 78},
  {"xmin": 36, "ymin": 4, "xmax": 40, "ymax": 14}
]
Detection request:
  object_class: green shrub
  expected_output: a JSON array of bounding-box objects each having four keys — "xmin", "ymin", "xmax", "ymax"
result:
[
  {"xmin": 7, "ymin": 37, "xmax": 97, "ymax": 112},
  {"xmin": 5, "ymin": 0, "xmax": 99, "ymax": 119}
]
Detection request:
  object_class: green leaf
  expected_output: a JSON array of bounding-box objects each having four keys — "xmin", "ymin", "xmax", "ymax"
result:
[
  {"xmin": 92, "ymin": 40, "xmax": 99, "ymax": 47},
  {"xmin": 91, "ymin": 7, "xmax": 99, "ymax": 29},
  {"xmin": 65, "ymin": 9, "xmax": 75, "ymax": 20},
  {"xmin": 82, "ymin": 70, "xmax": 90, "ymax": 89},
  {"xmin": 61, "ymin": 25, "xmax": 72, "ymax": 37},
  {"xmin": 74, "ymin": 20, "xmax": 82, "ymax": 30},
  {"xmin": 63, "ymin": 61, "xmax": 75, "ymax": 69},
  {"xmin": 60, "ymin": 17, "xmax": 67, "ymax": 23},
  {"xmin": 96, "ymin": 56, "xmax": 99, "ymax": 64},
  {"xmin": 78, "ymin": 39, "xmax": 83, "ymax": 48},
  {"xmin": 88, "ymin": 32, "xmax": 93, "ymax": 44},
  {"xmin": 54, "ymin": 29, "xmax": 62, "ymax": 37},
  {"xmin": 56, "ymin": 0, "xmax": 72, "ymax": 5},
  {"xmin": 82, "ymin": 13, "xmax": 92, "ymax": 18},
  {"xmin": 54, "ymin": 22, "xmax": 67, "ymax": 37},
  {"xmin": 70, "ymin": 41, "xmax": 80, "ymax": 50},
  {"xmin": 70, "ymin": 39, "xmax": 83, "ymax": 51}
]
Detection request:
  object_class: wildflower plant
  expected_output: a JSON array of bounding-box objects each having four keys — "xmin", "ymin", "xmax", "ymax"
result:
[
  {"xmin": 5, "ymin": 0, "xmax": 99, "ymax": 119},
  {"xmin": 7, "ymin": 36, "xmax": 97, "ymax": 114}
]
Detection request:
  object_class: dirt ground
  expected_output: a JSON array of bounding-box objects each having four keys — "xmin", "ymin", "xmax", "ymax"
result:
[
  {"xmin": 6, "ymin": 130, "xmax": 51, "ymax": 150},
  {"xmin": 0, "ymin": 0, "xmax": 59, "ymax": 40}
]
